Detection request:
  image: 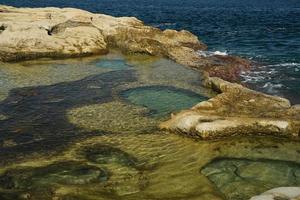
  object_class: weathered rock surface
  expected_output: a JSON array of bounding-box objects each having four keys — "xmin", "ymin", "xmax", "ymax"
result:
[
  {"xmin": 160, "ymin": 76, "xmax": 300, "ymax": 139},
  {"xmin": 0, "ymin": 5, "xmax": 250, "ymax": 81},
  {"xmin": 0, "ymin": 6, "xmax": 108, "ymax": 61},
  {"xmin": 0, "ymin": 5, "xmax": 203, "ymax": 61},
  {"xmin": 250, "ymin": 187, "xmax": 300, "ymax": 200}
]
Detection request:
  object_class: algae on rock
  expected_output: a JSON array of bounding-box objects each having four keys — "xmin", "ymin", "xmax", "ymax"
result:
[{"xmin": 67, "ymin": 101, "xmax": 158, "ymax": 134}]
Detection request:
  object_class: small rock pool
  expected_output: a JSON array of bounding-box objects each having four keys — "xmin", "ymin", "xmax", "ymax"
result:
[
  {"xmin": 121, "ymin": 86, "xmax": 208, "ymax": 118},
  {"xmin": 0, "ymin": 52, "xmax": 299, "ymax": 200}
]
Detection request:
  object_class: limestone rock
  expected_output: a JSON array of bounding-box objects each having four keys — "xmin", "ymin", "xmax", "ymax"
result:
[
  {"xmin": 0, "ymin": 6, "xmax": 108, "ymax": 61},
  {"xmin": 0, "ymin": 5, "xmax": 249, "ymax": 82},
  {"xmin": 250, "ymin": 187, "xmax": 300, "ymax": 200},
  {"xmin": 0, "ymin": 5, "xmax": 205, "ymax": 61},
  {"xmin": 160, "ymin": 77, "xmax": 300, "ymax": 139}
]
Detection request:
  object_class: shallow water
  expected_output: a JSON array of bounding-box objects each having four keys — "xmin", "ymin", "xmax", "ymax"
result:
[
  {"xmin": 121, "ymin": 86, "xmax": 207, "ymax": 118},
  {"xmin": 0, "ymin": 53, "xmax": 299, "ymax": 200}
]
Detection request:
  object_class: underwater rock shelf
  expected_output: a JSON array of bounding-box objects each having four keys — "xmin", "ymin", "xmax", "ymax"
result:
[{"xmin": 201, "ymin": 157, "xmax": 300, "ymax": 200}]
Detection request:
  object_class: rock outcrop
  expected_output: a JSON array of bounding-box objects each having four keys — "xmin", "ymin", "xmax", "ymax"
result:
[
  {"xmin": 0, "ymin": 5, "xmax": 203, "ymax": 61},
  {"xmin": 160, "ymin": 75, "xmax": 300, "ymax": 139},
  {"xmin": 1, "ymin": 5, "xmax": 299, "ymax": 140},
  {"xmin": 0, "ymin": 5, "xmax": 249, "ymax": 81}
]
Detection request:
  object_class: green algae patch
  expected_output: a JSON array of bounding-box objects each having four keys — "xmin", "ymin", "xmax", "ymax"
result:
[
  {"xmin": 201, "ymin": 158, "xmax": 300, "ymax": 200},
  {"xmin": 120, "ymin": 86, "xmax": 208, "ymax": 118},
  {"xmin": 67, "ymin": 101, "xmax": 158, "ymax": 133},
  {"xmin": 0, "ymin": 114, "xmax": 7, "ymax": 121}
]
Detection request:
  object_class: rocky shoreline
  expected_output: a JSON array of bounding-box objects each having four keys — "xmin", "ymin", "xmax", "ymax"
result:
[
  {"xmin": 0, "ymin": 5, "xmax": 300, "ymax": 200},
  {"xmin": 0, "ymin": 5, "xmax": 299, "ymax": 141}
]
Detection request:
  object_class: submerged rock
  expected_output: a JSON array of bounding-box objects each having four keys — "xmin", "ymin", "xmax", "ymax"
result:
[
  {"xmin": 0, "ymin": 161, "xmax": 109, "ymax": 200},
  {"xmin": 161, "ymin": 77, "xmax": 300, "ymax": 139},
  {"xmin": 0, "ymin": 161, "xmax": 108, "ymax": 189},
  {"xmin": 81, "ymin": 144, "xmax": 140, "ymax": 169},
  {"xmin": 201, "ymin": 158, "xmax": 300, "ymax": 200},
  {"xmin": 67, "ymin": 101, "xmax": 158, "ymax": 133}
]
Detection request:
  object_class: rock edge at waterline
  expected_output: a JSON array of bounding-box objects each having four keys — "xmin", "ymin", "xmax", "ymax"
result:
[
  {"xmin": 0, "ymin": 5, "xmax": 249, "ymax": 81},
  {"xmin": 0, "ymin": 5, "xmax": 299, "ymax": 140},
  {"xmin": 160, "ymin": 75, "xmax": 300, "ymax": 140}
]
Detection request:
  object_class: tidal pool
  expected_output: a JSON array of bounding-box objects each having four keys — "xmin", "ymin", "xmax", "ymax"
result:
[
  {"xmin": 0, "ymin": 52, "xmax": 299, "ymax": 200},
  {"xmin": 121, "ymin": 86, "xmax": 208, "ymax": 117}
]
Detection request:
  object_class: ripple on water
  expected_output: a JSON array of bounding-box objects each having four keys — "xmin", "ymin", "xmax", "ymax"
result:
[
  {"xmin": 0, "ymin": 134, "xmax": 300, "ymax": 200},
  {"xmin": 67, "ymin": 101, "xmax": 158, "ymax": 133},
  {"xmin": 120, "ymin": 86, "xmax": 208, "ymax": 118}
]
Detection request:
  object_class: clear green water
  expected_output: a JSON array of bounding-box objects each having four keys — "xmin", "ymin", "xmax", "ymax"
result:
[
  {"xmin": 0, "ymin": 53, "xmax": 299, "ymax": 200},
  {"xmin": 121, "ymin": 86, "xmax": 208, "ymax": 118},
  {"xmin": 95, "ymin": 59, "xmax": 131, "ymax": 70}
]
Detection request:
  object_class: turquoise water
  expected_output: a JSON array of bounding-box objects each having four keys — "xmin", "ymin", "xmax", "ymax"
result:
[
  {"xmin": 121, "ymin": 86, "xmax": 208, "ymax": 118},
  {"xmin": 95, "ymin": 59, "xmax": 131, "ymax": 70},
  {"xmin": 92, "ymin": 59, "xmax": 130, "ymax": 70}
]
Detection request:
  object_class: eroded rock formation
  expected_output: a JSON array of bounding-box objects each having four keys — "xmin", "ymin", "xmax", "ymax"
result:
[{"xmin": 160, "ymin": 76, "xmax": 300, "ymax": 139}]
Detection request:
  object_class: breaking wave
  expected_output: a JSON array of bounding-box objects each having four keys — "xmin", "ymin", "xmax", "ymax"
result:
[{"xmin": 197, "ymin": 50, "xmax": 228, "ymax": 57}]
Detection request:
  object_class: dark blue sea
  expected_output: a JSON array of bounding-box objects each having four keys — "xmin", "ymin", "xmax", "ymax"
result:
[{"xmin": 1, "ymin": 0, "xmax": 300, "ymax": 103}]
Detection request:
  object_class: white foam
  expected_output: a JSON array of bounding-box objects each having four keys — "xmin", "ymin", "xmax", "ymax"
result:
[
  {"xmin": 197, "ymin": 50, "xmax": 228, "ymax": 57},
  {"xmin": 153, "ymin": 22, "xmax": 176, "ymax": 27},
  {"xmin": 269, "ymin": 62, "xmax": 300, "ymax": 67},
  {"xmin": 262, "ymin": 82, "xmax": 284, "ymax": 89}
]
